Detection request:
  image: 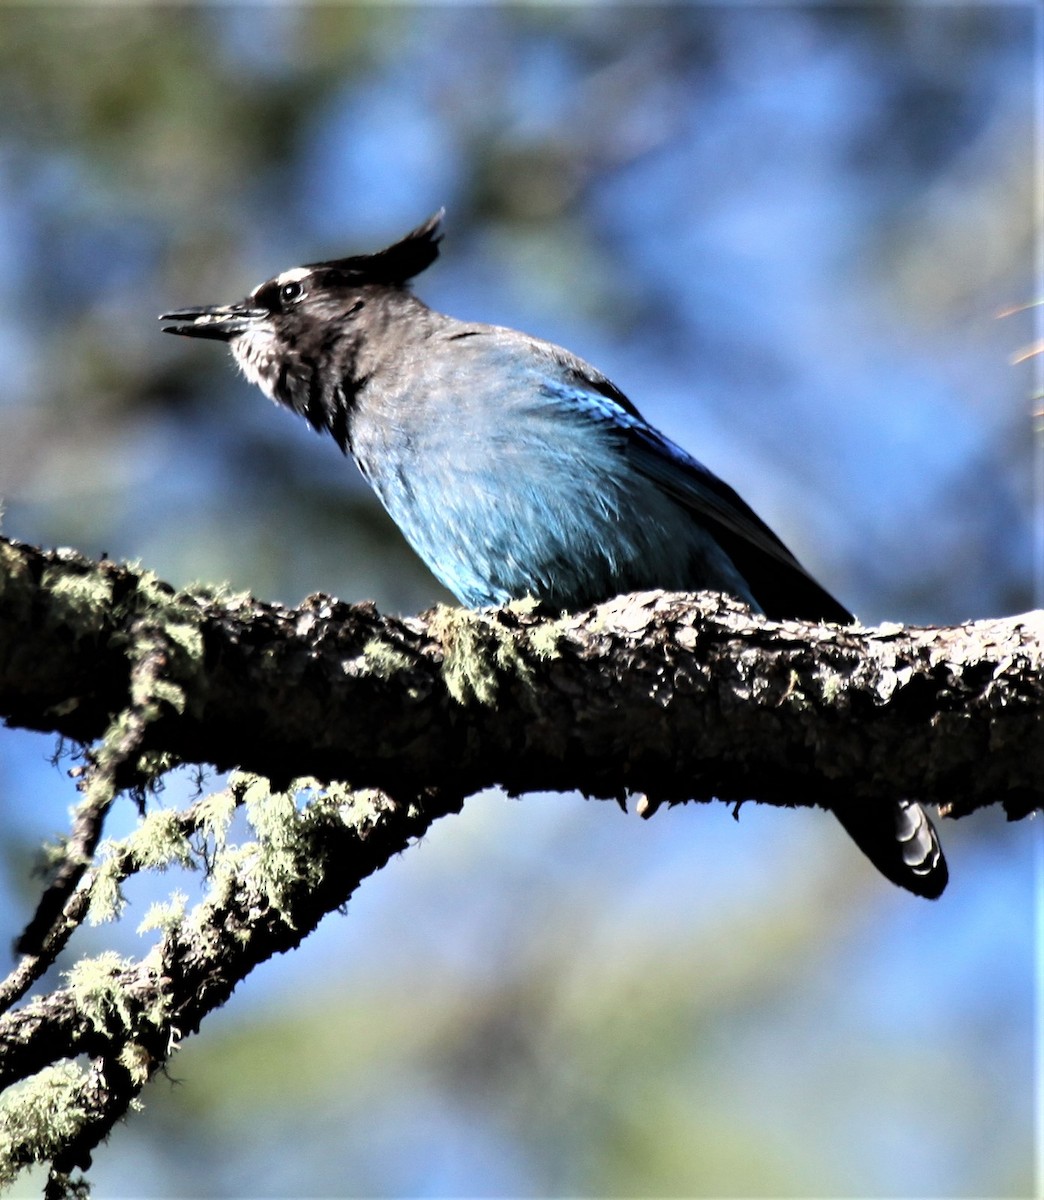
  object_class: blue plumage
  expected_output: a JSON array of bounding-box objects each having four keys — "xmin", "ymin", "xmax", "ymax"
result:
[
  {"xmin": 161, "ymin": 212, "xmax": 948, "ymax": 898},
  {"xmin": 348, "ymin": 330, "xmax": 763, "ymax": 612}
]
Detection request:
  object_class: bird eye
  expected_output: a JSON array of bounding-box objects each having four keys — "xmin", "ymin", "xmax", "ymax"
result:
[{"xmin": 280, "ymin": 281, "xmax": 304, "ymax": 304}]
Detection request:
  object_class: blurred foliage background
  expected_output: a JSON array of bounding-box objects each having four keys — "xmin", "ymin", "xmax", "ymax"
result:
[{"xmin": 0, "ymin": 6, "xmax": 1038, "ymax": 1197}]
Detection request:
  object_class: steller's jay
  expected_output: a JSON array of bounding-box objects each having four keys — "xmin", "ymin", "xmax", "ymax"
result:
[{"xmin": 161, "ymin": 212, "xmax": 947, "ymax": 898}]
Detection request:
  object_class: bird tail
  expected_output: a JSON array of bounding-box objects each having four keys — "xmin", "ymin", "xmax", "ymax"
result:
[{"xmin": 830, "ymin": 799, "xmax": 948, "ymax": 899}]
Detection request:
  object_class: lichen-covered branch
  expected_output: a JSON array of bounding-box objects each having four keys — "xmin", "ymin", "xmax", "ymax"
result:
[
  {"xmin": 0, "ymin": 774, "xmax": 463, "ymax": 1189},
  {"xmin": 0, "ymin": 532, "xmax": 1041, "ymax": 1192},
  {"xmin": 0, "ymin": 535, "xmax": 1040, "ymax": 820}
]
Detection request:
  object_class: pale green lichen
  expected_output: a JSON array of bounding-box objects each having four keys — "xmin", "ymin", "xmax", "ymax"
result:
[
  {"xmin": 0, "ymin": 1062, "xmax": 89, "ymax": 1188},
  {"xmin": 94, "ymin": 712, "xmax": 137, "ymax": 764},
  {"xmin": 434, "ymin": 605, "xmax": 559, "ymax": 705},
  {"xmin": 89, "ymin": 809, "xmax": 195, "ymax": 927},
  {"xmin": 430, "ymin": 602, "xmax": 566, "ymax": 706},
  {"xmin": 210, "ymin": 775, "xmax": 394, "ymax": 924},
  {"xmin": 784, "ymin": 668, "xmax": 806, "ymax": 704},
  {"xmin": 125, "ymin": 809, "xmax": 195, "ymax": 872},
  {"xmin": 100, "ymin": 571, "xmax": 207, "ymax": 727},
  {"xmin": 168, "ymin": 775, "xmax": 401, "ymax": 959},
  {"xmin": 117, "ymin": 1042, "xmax": 152, "ymax": 1087},
  {"xmin": 526, "ymin": 619, "xmax": 564, "ymax": 661},
  {"xmin": 133, "ymin": 749, "xmax": 182, "ymax": 780},
  {"xmin": 66, "ymin": 952, "xmax": 135, "ymax": 1034},
  {"xmin": 316, "ymin": 785, "xmax": 390, "ymax": 836},
  {"xmin": 86, "ymin": 858, "xmax": 126, "ymax": 926},
  {"xmin": 160, "ymin": 618, "xmax": 204, "ymax": 666},
  {"xmin": 41, "ymin": 567, "xmax": 114, "ymax": 637},
  {"xmin": 319, "ymin": 780, "xmax": 363, "ymax": 812},
  {"xmin": 428, "ymin": 606, "xmax": 502, "ymax": 704},
  {"xmin": 505, "ymin": 596, "xmax": 566, "ymax": 662},
  {"xmin": 0, "ymin": 539, "xmax": 21, "ymax": 594},
  {"xmin": 136, "ymin": 891, "xmax": 188, "ymax": 937},
  {"xmin": 195, "ymin": 787, "xmax": 238, "ymax": 850},
  {"xmin": 136, "ymin": 970, "xmax": 174, "ymax": 1033},
  {"xmin": 184, "ymin": 579, "xmax": 251, "ymax": 607},
  {"xmin": 41, "ymin": 835, "xmax": 72, "ymax": 871},
  {"xmin": 193, "ymin": 843, "xmax": 256, "ymax": 922},
  {"xmin": 173, "ymin": 774, "xmax": 295, "ymax": 935},
  {"xmin": 135, "ymin": 675, "xmax": 186, "ymax": 716},
  {"xmin": 362, "ymin": 637, "xmax": 414, "ymax": 679},
  {"xmin": 242, "ymin": 777, "xmax": 325, "ymax": 921}
]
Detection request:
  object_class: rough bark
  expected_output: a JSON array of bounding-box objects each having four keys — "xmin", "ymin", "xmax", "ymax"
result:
[
  {"xmin": 0, "ymin": 535, "xmax": 1040, "ymax": 819},
  {"xmin": 0, "ymin": 532, "xmax": 1041, "ymax": 1192}
]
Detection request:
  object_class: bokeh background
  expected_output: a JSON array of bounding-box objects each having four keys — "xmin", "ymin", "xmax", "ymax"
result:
[{"xmin": 0, "ymin": 6, "xmax": 1039, "ymax": 1197}]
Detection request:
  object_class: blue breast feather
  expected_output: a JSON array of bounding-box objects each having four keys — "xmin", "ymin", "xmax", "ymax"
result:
[{"xmin": 353, "ymin": 338, "xmax": 851, "ymax": 622}]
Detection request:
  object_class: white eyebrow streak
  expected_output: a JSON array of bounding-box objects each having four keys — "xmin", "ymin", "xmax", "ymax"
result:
[
  {"xmin": 275, "ymin": 266, "xmax": 314, "ymax": 287},
  {"xmin": 249, "ymin": 265, "xmax": 314, "ymax": 297}
]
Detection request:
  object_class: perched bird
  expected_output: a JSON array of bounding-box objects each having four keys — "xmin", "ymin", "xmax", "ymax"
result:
[{"xmin": 161, "ymin": 213, "xmax": 947, "ymax": 898}]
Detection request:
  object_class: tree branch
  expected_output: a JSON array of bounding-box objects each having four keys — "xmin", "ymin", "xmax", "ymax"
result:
[
  {"xmin": 1, "ymin": 534, "xmax": 1040, "ymax": 821},
  {"xmin": 0, "ymin": 774, "xmax": 462, "ymax": 1185},
  {"xmin": 0, "ymin": 531, "xmax": 1041, "ymax": 1190}
]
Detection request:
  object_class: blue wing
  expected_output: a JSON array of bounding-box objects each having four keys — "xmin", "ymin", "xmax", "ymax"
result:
[{"xmin": 543, "ymin": 363, "xmax": 853, "ymax": 624}]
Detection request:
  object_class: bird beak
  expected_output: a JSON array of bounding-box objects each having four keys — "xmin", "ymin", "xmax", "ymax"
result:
[{"xmin": 159, "ymin": 302, "xmax": 269, "ymax": 341}]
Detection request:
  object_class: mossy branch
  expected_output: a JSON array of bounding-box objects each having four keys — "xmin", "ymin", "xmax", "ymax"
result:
[
  {"xmin": 0, "ymin": 532, "xmax": 1041, "ymax": 1191},
  {"xmin": 0, "ymin": 773, "xmax": 462, "ymax": 1191},
  {"xmin": 0, "ymin": 534, "xmax": 1040, "ymax": 820}
]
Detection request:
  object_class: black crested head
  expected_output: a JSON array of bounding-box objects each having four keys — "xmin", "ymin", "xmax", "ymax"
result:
[
  {"xmin": 160, "ymin": 210, "xmax": 445, "ymax": 343},
  {"xmin": 305, "ymin": 209, "xmax": 444, "ymax": 286},
  {"xmin": 160, "ymin": 211, "xmax": 446, "ymax": 453}
]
